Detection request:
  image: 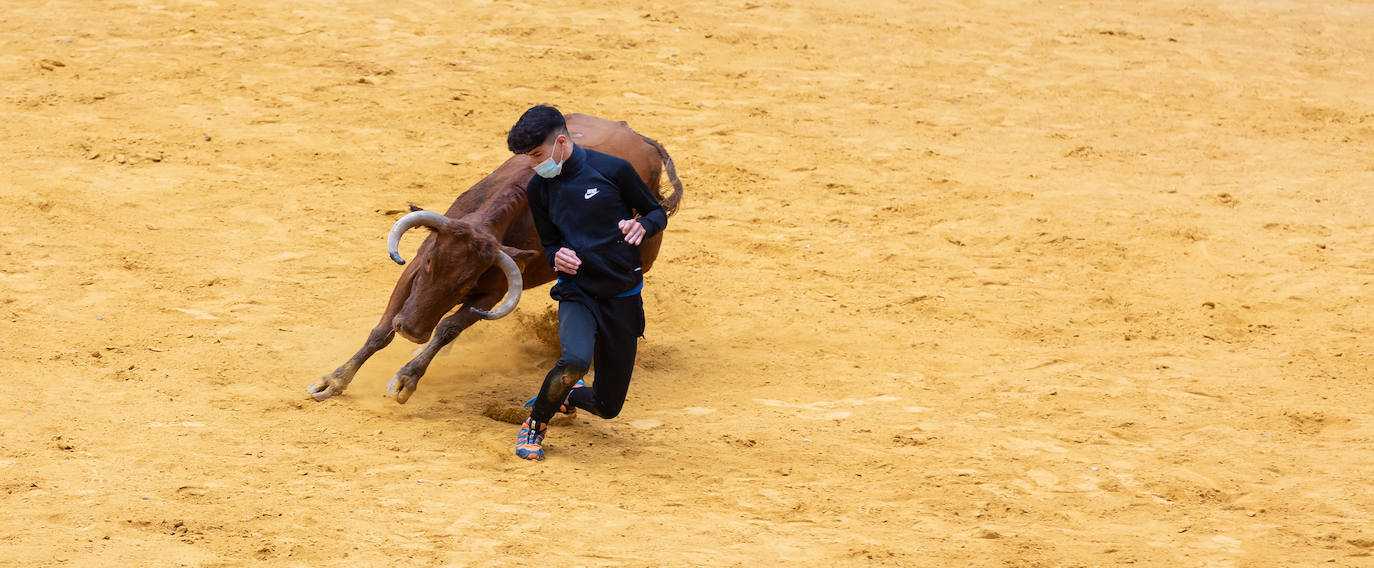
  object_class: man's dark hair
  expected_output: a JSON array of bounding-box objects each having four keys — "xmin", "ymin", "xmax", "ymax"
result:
[{"xmin": 507, "ymin": 105, "xmax": 568, "ymax": 154}]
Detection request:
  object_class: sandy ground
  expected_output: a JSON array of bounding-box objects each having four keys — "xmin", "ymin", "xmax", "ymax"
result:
[{"xmin": 3, "ymin": 0, "xmax": 1374, "ymax": 565}]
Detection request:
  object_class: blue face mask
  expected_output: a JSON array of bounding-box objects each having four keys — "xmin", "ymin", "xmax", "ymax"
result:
[{"xmin": 533, "ymin": 137, "xmax": 566, "ymax": 179}]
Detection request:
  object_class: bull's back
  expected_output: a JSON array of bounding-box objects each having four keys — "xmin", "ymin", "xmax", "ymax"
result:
[{"xmin": 566, "ymin": 114, "xmax": 664, "ymax": 196}]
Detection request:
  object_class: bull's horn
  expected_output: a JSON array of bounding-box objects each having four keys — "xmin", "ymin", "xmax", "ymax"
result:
[
  {"xmin": 469, "ymin": 250, "xmax": 523, "ymax": 320},
  {"xmin": 386, "ymin": 210, "xmax": 450, "ymax": 265}
]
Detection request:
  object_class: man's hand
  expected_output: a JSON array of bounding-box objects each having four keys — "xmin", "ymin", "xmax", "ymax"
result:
[
  {"xmin": 618, "ymin": 219, "xmax": 646, "ymax": 245},
  {"xmin": 554, "ymin": 247, "xmax": 581, "ymax": 274}
]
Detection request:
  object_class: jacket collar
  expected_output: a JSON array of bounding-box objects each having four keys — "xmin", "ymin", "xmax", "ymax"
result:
[{"xmin": 554, "ymin": 144, "xmax": 587, "ymax": 180}]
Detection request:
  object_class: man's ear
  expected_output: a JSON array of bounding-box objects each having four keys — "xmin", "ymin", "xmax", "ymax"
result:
[{"xmin": 501, "ymin": 246, "xmax": 540, "ymax": 269}]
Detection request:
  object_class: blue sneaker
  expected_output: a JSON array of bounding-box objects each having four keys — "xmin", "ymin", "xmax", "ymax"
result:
[
  {"xmin": 515, "ymin": 417, "xmax": 547, "ymax": 461},
  {"xmin": 523, "ymin": 378, "xmax": 585, "ymax": 416}
]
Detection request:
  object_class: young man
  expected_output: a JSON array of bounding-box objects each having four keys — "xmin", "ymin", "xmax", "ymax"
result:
[{"xmin": 507, "ymin": 105, "xmax": 667, "ymax": 461}]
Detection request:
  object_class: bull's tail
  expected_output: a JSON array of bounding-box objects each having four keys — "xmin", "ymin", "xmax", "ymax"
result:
[{"xmin": 639, "ymin": 134, "xmax": 684, "ymax": 216}]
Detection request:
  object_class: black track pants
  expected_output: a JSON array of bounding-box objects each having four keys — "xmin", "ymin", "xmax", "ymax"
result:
[{"xmin": 529, "ymin": 294, "xmax": 644, "ymax": 424}]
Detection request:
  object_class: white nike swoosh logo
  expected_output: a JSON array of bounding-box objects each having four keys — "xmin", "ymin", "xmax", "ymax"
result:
[{"xmin": 584, "ymin": 188, "xmax": 599, "ymax": 199}]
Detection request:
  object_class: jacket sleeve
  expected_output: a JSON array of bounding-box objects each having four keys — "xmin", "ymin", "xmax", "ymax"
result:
[
  {"xmin": 525, "ymin": 179, "xmax": 563, "ymax": 269},
  {"xmin": 615, "ymin": 162, "xmax": 667, "ymax": 239}
]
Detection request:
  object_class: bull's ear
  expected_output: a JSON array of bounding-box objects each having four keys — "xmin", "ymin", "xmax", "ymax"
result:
[{"xmin": 500, "ymin": 246, "xmax": 540, "ymax": 269}]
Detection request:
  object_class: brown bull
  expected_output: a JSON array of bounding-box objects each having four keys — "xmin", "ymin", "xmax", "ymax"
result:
[{"xmin": 308, "ymin": 114, "xmax": 683, "ymax": 403}]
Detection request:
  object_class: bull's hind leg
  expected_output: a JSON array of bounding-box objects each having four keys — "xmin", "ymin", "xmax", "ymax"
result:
[
  {"xmin": 385, "ymin": 296, "xmax": 497, "ymax": 404},
  {"xmin": 308, "ymin": 326, "xmax": 396, "ymax": 401}
]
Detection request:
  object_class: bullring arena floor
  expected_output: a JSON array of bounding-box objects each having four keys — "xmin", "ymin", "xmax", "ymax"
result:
[{"xmin": 3, "ymin": 0, "xmax": 1373, "ymax": 566}]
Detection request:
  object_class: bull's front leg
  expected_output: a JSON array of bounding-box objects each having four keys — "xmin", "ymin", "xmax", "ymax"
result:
[
  {"xmin": 308, "ymin": 326, "xmax": 396, "ymax": 401},
  {"xmin": 385, "ymin": 297, "xmax": 496, "ymax": 404}
]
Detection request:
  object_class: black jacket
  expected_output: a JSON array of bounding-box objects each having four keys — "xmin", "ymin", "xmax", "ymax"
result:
[{"xmin": 526, "ymin": 145, "xmax": 667, "ymax": 299}]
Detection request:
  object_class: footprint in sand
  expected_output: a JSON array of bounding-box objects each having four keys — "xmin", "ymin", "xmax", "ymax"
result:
[
  {"xmin": 753, "ymin": 395, "xmax": 901, "ymax": 419},
  {"xmin": 1026, "ymin": 469, "xmax": 1061, "ymax": 489},
  {"xmin": 630, "ymin": 419, "xmax": 662, "ymax": 430},
  {"xmin": 626, "ymin": 408, "xmax": 713, "ymax": 430}
]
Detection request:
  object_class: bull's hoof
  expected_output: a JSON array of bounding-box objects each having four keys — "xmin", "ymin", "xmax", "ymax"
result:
[
  {"xmin": 386, "ymin": 374, "xmax": 419, "ymax": 404},
  {"xmin": 308, "ymin": 378, "xmax": 343, "ymax": 401}
]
